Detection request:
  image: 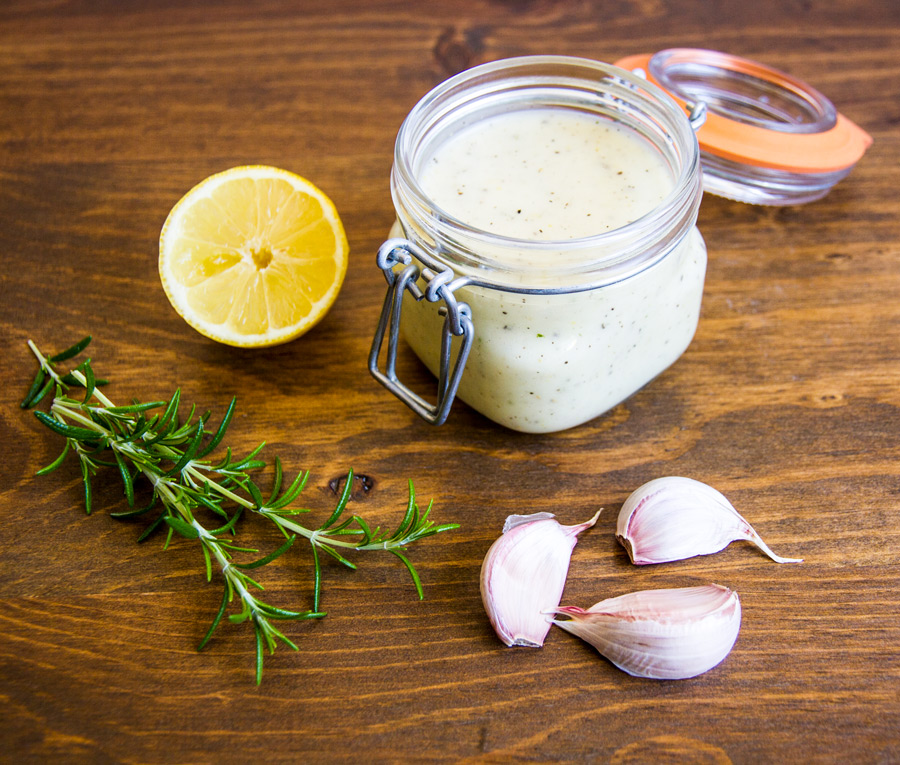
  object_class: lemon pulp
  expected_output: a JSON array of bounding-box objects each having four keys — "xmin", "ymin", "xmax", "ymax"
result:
[{"xmin": 159, "ymin": 166, "xmax": 348, "ymax": 347}]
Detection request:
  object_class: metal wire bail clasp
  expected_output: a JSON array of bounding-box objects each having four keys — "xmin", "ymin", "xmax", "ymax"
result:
[
  {"xmin": 686, "ymin": 100, "xmax": 708, "ymax": 131},
  {"xmin": 368, "ymin": 237, "xmax": 474, "ymax": 425}
]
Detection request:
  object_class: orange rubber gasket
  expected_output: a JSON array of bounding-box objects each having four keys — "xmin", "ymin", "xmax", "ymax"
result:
[{"xmin": 615, "ymin": 53, "xmax": 872, "ymax": 174}]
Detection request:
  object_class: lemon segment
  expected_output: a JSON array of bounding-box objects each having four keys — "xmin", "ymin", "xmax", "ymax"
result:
[{"xmin": 159, "ymin": 166, "xmax": 348, "ymax": 347}]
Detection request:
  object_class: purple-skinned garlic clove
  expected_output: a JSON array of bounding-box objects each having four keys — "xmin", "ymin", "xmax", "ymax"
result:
[
  {"xmin": 552, "ymin": 584, "xmax": 741, "ymax": 679},
  {"xmin": 616, "ymin": 476, "xmax": 802, "ymax": 565},
  {"xmin": 481, "ymin": 510, "xmax": 601, "ymax": 647}
]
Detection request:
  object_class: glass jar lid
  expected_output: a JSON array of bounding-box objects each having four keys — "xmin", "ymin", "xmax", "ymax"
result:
[{"xmin": 615, "ymin": 48, "xmax": 872, "ymax": 205}]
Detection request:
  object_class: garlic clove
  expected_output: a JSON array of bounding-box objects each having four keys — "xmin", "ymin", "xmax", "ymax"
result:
[
  {"xmin": 552, "ymin": 584, "xmax": 741, "ymax": 679},
  {"xmin": 617, "ymin": 476, "xmax": 802, "ymax": 565},
  {"xmin": 481, "ymin": 510, "xmax": 601, "ymax": 647}
]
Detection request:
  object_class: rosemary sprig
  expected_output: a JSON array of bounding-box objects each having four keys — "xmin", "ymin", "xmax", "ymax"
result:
[{"xmin": 22, "ymin": 336, "xmax": 458, "ymax": 683}]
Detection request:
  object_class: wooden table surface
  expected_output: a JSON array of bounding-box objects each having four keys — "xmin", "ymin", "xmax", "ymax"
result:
[{"xmin": 2, "ymin": 1, "xmax": 898, "ymax": 763}]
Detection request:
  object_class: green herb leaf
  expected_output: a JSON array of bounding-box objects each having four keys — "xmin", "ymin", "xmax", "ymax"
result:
[
  {"xmin": 36, "ymin": 441, "xmax": 71, "ymax": 475},
  {"xmin": 390, "ymin": 548, "xmax": 424, "ymax": 600},
  {"xmin": 165, "ymin": 516, "xmax": 200, "ymax": 539},
  {"xmin": 34, "ymin": 410, "xmax": 101, "ymax": 441},
  {"xmin": 198, "ymin": 585, "xmax": 231, "ymax": 652},
  {"xmin": 49, "ymin": 335, "xmax": 92, "ymax": 363},
  {"xmin": 233, "ymin": 535, "xmax": 296, "ymax": 570},
  {"xmin": 20, "ymin": 368, "xmax": 48, "ymax": 409}
]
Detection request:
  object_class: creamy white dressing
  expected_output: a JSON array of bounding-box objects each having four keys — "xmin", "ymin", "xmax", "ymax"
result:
[
  {"xmin": 397, "ymin": 107, "xmax": 707, "ymax": 433},
  {"xmin": 419, "ymin": 109, "xmax": 672, "ymax": 242}
]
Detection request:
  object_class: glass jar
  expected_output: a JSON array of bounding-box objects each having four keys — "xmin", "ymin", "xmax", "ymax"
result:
[{"xmin": 369, "ymin": 55, "xmax": 707, "ymax": 434}]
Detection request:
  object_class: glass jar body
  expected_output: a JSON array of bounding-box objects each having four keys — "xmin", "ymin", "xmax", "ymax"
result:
[
  {"xmin": 394, "ymin": 223, "xmax": 707, "ymax": 433},
  {"xmin": 378, "ymin": 56, "xmax": 707, "ymax": 432}
]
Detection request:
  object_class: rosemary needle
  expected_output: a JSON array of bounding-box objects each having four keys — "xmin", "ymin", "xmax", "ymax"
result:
[{"xmin": 22, "ymin": 336, "xmax": 458, "ymax": 684}]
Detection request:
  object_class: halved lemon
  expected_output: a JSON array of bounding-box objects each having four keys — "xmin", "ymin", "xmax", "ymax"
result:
[{"xmin": 159, "ymin": 165, "xmax": 349, "ymax": 347}]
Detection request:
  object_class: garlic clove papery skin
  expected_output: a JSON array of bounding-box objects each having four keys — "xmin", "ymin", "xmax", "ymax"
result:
[
  {"xmin": 481, "ymin": 510, "xmax": 601, "ymax": 648},
  {"xmin": 552, "ymin": 584, "xmax": 741, "ymax": 679},
  {"xmin": 616, "ymin": 476, "xmax": 802, "ymax": 565}
]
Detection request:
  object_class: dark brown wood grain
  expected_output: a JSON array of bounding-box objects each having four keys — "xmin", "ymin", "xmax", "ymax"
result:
[{"xmin": 1, "ymin": 1, "xmax": 899, "ymax": 763}]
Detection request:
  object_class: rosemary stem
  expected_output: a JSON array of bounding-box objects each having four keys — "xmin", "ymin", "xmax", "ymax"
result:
[
  {"xmin": 27, "ymin": 339, "xmax": 116, "ymax": 408},
  {"xmin": 49, "ymin": 381, "xmax": 403, "ymax": 554},
  {"xmin": 187, "ymin": 467, "xmax": 397, "ymax": 551},
  {"xmin": 190, "ymin": 518, "xmax": 241, "ymax": 588},
  {"xmin": 185, "ymin": 466, "xmax": 256, "ymax": 510},
  {"xmin": 51, "ymin": 401, "xmax": 106, "ymax": 431},
  {"xmin": 53, "ymin": 400, "xmax": 151, "ymax": 468},
  {"xmin": 69, "ymin": 368, "xmax": 116, "ymax": 408},
  {"xmin": 266, "ymin": 514, "xmax": 391, "ymax": 551},
  {"xmin": 27, "ymin": 340, "xmax": 63, "ymax": 385},
  {"xmin": 150, "ymin": 471, "xmax": 200, "ymax": 526}
]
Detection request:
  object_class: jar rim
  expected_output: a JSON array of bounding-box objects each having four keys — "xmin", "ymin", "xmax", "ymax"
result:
[{"xmin": 391, "ymin": 55, "xmax": 703, "ymax": 290}]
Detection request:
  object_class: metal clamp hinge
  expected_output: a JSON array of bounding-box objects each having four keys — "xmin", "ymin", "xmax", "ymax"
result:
[
  {"xmin": 368, "ymin": 238, "xmax": 473, "ymax": 425},
  {"xmin": 687, "ymin": 100, "xmax": 708, "ymax": 131}
]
